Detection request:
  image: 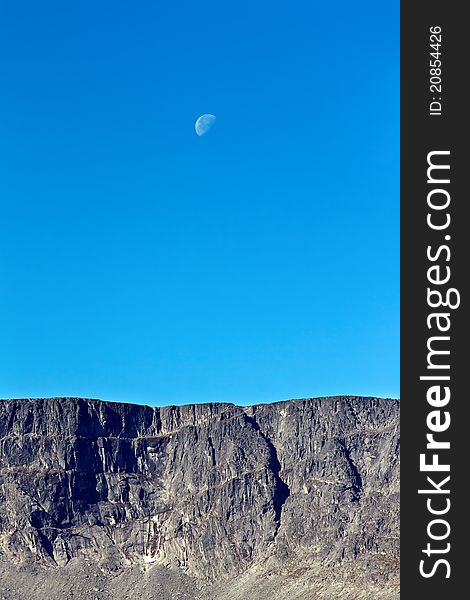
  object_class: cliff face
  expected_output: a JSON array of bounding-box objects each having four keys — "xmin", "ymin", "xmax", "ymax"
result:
[{"xmin": 0, "ymin": 397, "xmax": 399, "ymax": 599}]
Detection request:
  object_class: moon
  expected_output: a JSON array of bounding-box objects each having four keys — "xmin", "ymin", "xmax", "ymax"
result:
[{"xmin": 195, "ymin": 114, "xmax": 216, "ymax": 136}]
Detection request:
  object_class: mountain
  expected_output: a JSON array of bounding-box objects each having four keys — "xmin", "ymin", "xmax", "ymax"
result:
[{"xmin": 0, "ymin": 396, "xmax": 399, "ymax": 599}]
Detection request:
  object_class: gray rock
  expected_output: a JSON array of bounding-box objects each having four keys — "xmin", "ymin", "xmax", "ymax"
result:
[{"xmin": 0, "ymin": 396, "xmax": 399, "ymax": 598}]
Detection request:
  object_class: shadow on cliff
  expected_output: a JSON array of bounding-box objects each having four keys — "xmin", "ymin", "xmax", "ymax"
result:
[{"xmin": 243, "ymin": 415, "xmax": 290, "ymax": 525}]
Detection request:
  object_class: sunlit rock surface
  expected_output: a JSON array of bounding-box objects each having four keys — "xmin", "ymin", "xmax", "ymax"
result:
[{"xmin": 0, "ymin": 396, "xmax": 399, "ymax": 599}]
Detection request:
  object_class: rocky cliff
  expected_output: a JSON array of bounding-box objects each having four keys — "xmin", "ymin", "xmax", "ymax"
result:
[{"xmin": 0, "ymin": 396, "xmax": 399, "ymax": 599}]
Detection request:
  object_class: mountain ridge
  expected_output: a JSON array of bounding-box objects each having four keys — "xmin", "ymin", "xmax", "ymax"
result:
[{"xmin": 0, "ymin": 396, "xmax": 399, "ymax": 599}]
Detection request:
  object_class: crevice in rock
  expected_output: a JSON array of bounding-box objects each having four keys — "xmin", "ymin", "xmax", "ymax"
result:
[
  {"xmin": 243, "ymin": 415, "xmax": 290, "ymax": 530},
  {"xmin": 37, "ymin": 530, "xmax": 56, "ymax": 564},
  {"xmin": 338, "ymin": 440, "xmax": 362, "ymax": 501},
  {"xmin": 207, "ymin": 436, "xmax": 216, "ymax": 467}
]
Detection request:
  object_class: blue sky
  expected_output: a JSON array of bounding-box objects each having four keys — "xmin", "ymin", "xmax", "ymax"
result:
[{"xmin": 0, "ymin": 1, "xmax": 399, "ymax": 405}]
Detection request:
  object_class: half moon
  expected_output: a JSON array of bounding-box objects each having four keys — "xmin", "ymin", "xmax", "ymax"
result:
[{"xmin": 195, "ymin": 114, "xmax": 216, "ymax": 136}]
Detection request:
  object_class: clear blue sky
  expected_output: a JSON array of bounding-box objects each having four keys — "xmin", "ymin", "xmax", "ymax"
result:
[{"xmin": 0, "ymin": 1, "xmax": 399, "ymax": 406}]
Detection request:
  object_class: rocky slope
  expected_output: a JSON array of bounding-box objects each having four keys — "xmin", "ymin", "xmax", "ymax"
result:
[{"xmin": 0, "ymin": 396, "xmax": 399, "ymax": 599}]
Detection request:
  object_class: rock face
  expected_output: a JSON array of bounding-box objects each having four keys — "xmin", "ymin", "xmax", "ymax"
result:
[{"xmin": 0, "ymin": 397, "xmax": 399, "ymax": 599}]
